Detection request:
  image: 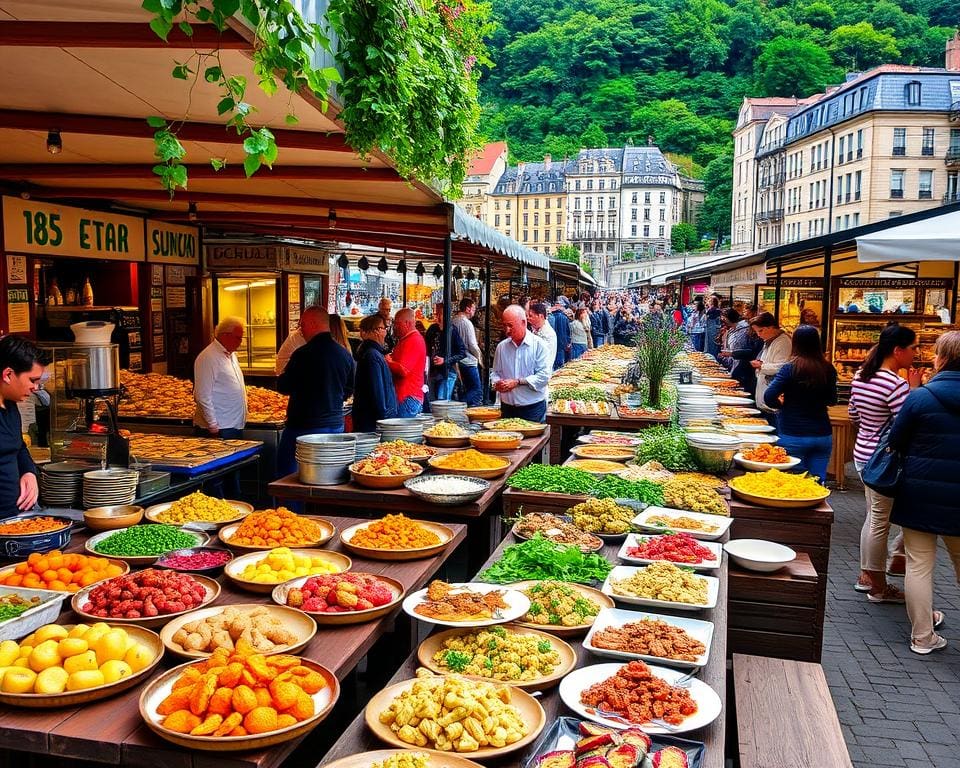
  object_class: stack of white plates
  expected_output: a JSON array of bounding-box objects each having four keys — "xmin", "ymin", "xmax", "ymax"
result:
[
  {"xmin": 677, "ymin": 393, "xmax": 719, "ymax": 423},
  {"xmin": 377, "ymin": 418, "xmax": 426, "ymax": 444},
  {"xmin": 40, "ymin": 461, "xmax": 89, "ymax": 507},
  {"xmin": 82, "ymin": 468, "xmax": 140, "ymax": 509},
  {"xmin": 296, "ymin": 434, "xmax": 356, "ymax": 486},
  {"xmin": 353, "ymin": 432, "xmax": 382, "ymax": 461},
  {"xmin": 429, "ymin": 400, "xmax": 468, "ymax": 425}
]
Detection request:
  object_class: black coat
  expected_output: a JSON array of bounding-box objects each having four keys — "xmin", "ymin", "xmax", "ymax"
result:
[
  {"xmin": 352, "ymin": 339, "xmax": 398, "ymax": 433},
  {"xmin": 889, "ymin": 371, "xmax": 960, "ymax": 535}
]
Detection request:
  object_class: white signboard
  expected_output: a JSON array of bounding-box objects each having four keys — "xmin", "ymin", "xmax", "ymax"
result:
[{"xmin": 711, "ymin": 263, "xmax": 767, "ymax": 289}]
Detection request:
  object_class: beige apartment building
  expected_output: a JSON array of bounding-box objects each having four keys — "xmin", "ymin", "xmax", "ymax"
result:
[
  {"xmin": 456, "ymin": 141, "xmax": 508, "ymax": 227},
  {"xmin": 488, "ymin": 156, "xmax": 568, "ymax": 255}
]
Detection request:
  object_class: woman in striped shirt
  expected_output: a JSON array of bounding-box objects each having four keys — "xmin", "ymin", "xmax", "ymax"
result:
[{"xmin": 848, "ymin": 324, "xmax": 922, "ymax": 602}]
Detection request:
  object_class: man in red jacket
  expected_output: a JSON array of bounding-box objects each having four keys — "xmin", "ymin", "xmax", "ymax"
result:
[{"xmin": 385, "ymin": 308, "xmax": 427, "ymax": 417}]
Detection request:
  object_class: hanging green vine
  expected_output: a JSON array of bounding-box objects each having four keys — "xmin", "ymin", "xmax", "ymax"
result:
[
  {"xmin": 327, "ymin": 0, "xmax": 492, "ymax": 195},
  {"xmin": 142, "ymin": 0, "xmax": 340, "ymax": 194}
]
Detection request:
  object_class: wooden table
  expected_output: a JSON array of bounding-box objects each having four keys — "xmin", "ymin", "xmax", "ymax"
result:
[
  {"xmin": 0, "ymin": 515, "xmax": 466, "ymax": 768},
  {"xmin": 268, "ymin": 432, "xmax": 550, "ymax": 574},
  {"xmin": 320, "ymin": 530, "xmax": 729, "ymax": 768},
  {"xmin": 827, "ymin": 406, "xmax": 854, "ymax": 490},
  {"xmin": 545, "ymin": 410, "xmax": 670, "ymax": 464}
]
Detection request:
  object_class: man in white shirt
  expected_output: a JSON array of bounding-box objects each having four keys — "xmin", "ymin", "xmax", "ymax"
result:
[
  {"xmin": 194, "ymin": 317, "xmax": 248, "ymax": 497},
  {"xmin": 275, "ymin": 327, "xmax": 305, "ymax": 375},
  {"xmin": 526, "ymin": 302, "xmax": 557, "ymax": 370},
  {"xmin": 491, "ymin": 305, "xmax": 551, "ymax": 423},
  {"xmin": 452, "ymin": 298, "xmax": 483, "ymax": 406}
]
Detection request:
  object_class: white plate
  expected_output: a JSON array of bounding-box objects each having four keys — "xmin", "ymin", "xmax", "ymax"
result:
[
  {"xmin": 583, "ymin": 607, "xmax": 714, "ymax": 668},
  {"xmin": 734, "ymin": 433, "xmax": 779, "ymax": 445},
  {"xmin": 715, "ymin": 396, "xmax": 754, "ymax": 405},
  {"xmin": 401, "ymin": 583, "xmax": 530, "ymax": 628},
  {"xmin": 720, "ymin": 407, "xmax": 761, "ymax": 415},
  {"xmin": 733, "ymin": 452, "xmax": 802, "ymax": 472},
  {"xmin": 601, "ymin": 565, "xmax": 719, "ymax": 611},
  {"xmin": 576, "ymin": 435, "xmax": 642, "ymax": 446},
  {"xmin": 632, "ymin": 507, "xmax": 733, "ymax": 541},
  {"xmin": 726, "ymin": 423, "xmax": 775, "ymax": 433},
  {"xmin": 558, "ymin": 662, "xmax": 722, "ymax": 734},
  {"xmin": 617, "ymin": 534, "xmax": 722, "ymax": 570}
]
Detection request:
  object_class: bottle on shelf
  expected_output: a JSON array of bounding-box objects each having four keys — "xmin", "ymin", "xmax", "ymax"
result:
[
  {"xmin": 64, "ymin": 284, "xmax": 77, "ymax": 305},
  {"xmin": 48, "ymin": 278, "xmax": 63, "ymax": 305},
  {"xmin": 82, "ymin": 277, "xmax": 94, "ymax": 307}
]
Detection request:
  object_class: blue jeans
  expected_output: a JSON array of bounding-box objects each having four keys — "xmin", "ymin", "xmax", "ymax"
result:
[
  {"xmin": 691, "ymin": 332, "xmax": 705, "ymax": 352},
  {"xmin": 397, "ymin": 396, "xmax": 422, "ymax": 418},
  {"xmin": 429, "ymin": 373, "xmax": 457, "ymax": 406},
  {"xmin": 459, "ymin": 365, "xmax": 483, "ymax": 406},
  {"xmin": 500, "ymin": 400, "xmax": 547, "ymax": 423},
  {"xmin": 277, "ymin": 423, "xmax": 344, "ymax": 480},
  {"xmin": 571, "ymin": 343, "xmax": 588, "ymax": 360},
  {"xmin": 776, "ymin": 432, "xmax": 832, "ymax": 484}
]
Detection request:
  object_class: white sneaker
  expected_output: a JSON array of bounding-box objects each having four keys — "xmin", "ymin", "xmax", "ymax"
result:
[{"xmin": 910, "ymin": 635, "xmax": 948, "ymax": 655}]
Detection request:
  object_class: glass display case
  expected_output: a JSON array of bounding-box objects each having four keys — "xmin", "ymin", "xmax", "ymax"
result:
[
  {"xmin": 831, "ymin": 316, "xmax": 950, "ymax": 385},
  {"xmin": 759, "ymin": 282, "xmax": 824, "ymax": 332},
  {"xmin": 216, "ymin": 276, "xmax": 278, "ymax": 372}
]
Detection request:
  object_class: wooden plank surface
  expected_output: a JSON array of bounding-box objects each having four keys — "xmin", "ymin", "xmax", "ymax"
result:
[
  {"xmin": 734, "ymin": 654, "xmax": 853, "ymax": 768},
  {"xmin": 320, "ymin": 530, "xmax": 729, "ymax": 768},
  {"xmin": 0, "ymin": 515, "xmax": 466, "ymax": 768}
]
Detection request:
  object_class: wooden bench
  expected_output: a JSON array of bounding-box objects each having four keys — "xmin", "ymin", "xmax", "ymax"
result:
[{"xmin": 734, "ymin": 653, "xmax": 852, "ymax": 768}]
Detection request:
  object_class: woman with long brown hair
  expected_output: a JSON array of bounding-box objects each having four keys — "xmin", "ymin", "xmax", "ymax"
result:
[{"xmin": 762, "ymin": 325, "xmax": 838, "ymax": 483}]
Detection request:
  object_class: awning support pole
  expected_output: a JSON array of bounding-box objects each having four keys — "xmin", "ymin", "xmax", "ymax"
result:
[
  {"xmin": 443, "ymin": 235, "xmax": 453, "ymax": 372},
  {"xmin": 822, "ymin": 245, "xmax": 832, "ymax": 351},
  {"xmin": 774, "ymin": 262, "xmax": 783, "ymax": 324},
  {"xmin": 484, "ymin": 260, "xmax": 492, "ymax": 405}
]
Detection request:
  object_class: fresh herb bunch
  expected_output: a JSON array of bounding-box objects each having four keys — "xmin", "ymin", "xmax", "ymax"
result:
[
  {"xmin": 593, "ymin": 475, "xmax": 666, "ymax": 506},
  {"xmin": 633, "ymin": 324, "xmax": 687, "ymax": 408},
  {"xmin": 634, "ymin": 425, "xmax": 699, "ymax": 471},
  {"xmin": 549, "ymin": 386, "xmax": 609, "ymax": 403},
  {"xmin": 507, "ymin": 465, "xmax": 596, "ymax": 495},
  {"xmin": 477, "ymin": 534, "xmax": 612, "ymax": 584}
]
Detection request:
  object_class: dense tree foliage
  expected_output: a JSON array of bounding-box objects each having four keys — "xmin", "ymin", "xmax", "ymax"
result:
[{"xmin": 479, "ymin": 0, "xmax": 959, "ymax": 237}]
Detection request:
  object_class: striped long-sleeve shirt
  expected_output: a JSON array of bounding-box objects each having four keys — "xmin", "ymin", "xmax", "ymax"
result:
[{"xmin": 848, "ymin": 368, "xmax": 909, "ymax": 465}]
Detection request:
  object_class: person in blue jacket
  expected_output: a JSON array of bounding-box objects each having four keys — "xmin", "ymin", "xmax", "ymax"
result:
[
  {"xmin": 352, "ymin": 313, "xmax": 398, "ymax": 433},
  {"xmin": 548, "ymin": 300, "xmax": 571, "ymax": 369},
  {"xmin": 888, "ymin": 330, "xmax": 960, "ymax": 655}
]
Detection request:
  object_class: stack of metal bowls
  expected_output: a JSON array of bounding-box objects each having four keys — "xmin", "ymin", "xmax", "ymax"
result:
[
  {"xmin": 377, "ymin": 418, "xmax": 427, "ymax": 444},
  {"xmin": 429, "ymin": 400, "xmax": 469, "ymax": 425},
  {"xmin": 353, "ymin": 432, "xmax": 382, "ymax": 461},
  {"xmin": 296, "ymin": 434, "xmax": 357, "ymax": 485}
]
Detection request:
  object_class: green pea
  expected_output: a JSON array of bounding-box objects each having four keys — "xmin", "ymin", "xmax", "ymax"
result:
[{"xmin": 93, "ymin": 524, "xmax": 197, "ymax": 556}]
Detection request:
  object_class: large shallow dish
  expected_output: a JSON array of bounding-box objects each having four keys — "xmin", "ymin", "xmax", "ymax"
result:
[
  {"xmin": 144, "ymin": 499, "xmax": 253, "ymax": 529},
  {"xmin": 465, "ymin": 406, "xmax": 502, "ymax": 423},
  {"xmin": 617, "ymin": 533, "xmax": 722, "ymax": 571},
  {"xmin": 715, "ymin": 396, "xmax": 754, "ymax": 406},
  {"xmin": 340, "ymin": 519, "xmax": 455, "ymax": 560},
  {"xmin": 325, "ymin": 753, "xmax": 483, "ymax": 768},
  {"xmin": 733, "ymin": 432, "xmax": 779, "ymax": 445},
  {"xmin": 403, "ymin": 476, "xmax": 491, "ymax": 507},
  {"xmin": 71, "ymin": 573, "xmax": 221, "ymax": 628},
  {"xmin": 365, "ymin": 675, "xmax": 545, "ymax": 759},
  {"xmin": 85, "ymin": 527, "xmax": 209, "ymax": 566},
  {"xmin": 0, "ymin": 516, "xmax": 73, "ymax": 557},
  {"xmin": 511, "ymin": 516, "xmax": 603, "ymax": 554},
  {"xmin": 423, "ymin": 433, "xmax": 472, "ymax": 448},
  {"xmin": 469, "ymin": 432, "xmax": 523, "ymax": 452},
  {"xmin": 724, "ymin": 539, "xmax": 797, "ymax": 572},
  {"xmin": 273, "ymin": 573, "xmax": 405, "ymax": 625},
  {"xmin": 726, "ymin": 423, "xmax": 775, "ymax": 433},
  {"xmin": 159, "ymin": 603, "xmax": 317, "ymax": 659},
  {"xmin": 402, "ymin": 583, "xmax": 530, "ymax": 628},
  {"xmin": 427, "ymin": 454, "xmax": 510, "ymax": 479},
  {"xmin": 417, "ymin": 624, "xmax": 577, "ymax": 692},
  {"xmin": 632, "ymin": 508, "xmax": 733, "ymax": 541},
  {"xmin": 558, "ymin": 662, "xmax": 722, "ymax": 734},
  {"xmin": 733, "ymin": 452, "xmax": 802, "ymax": 472},
  {"xmin": 83, "ymin": 505, "xmax": 144, "ymax": 532},
  {"xmin": 577, "ymin": 433, "xmax": 642, "ymax": 446},
  {"xmin": 482, "ymin": 420, "xmax": 548, "ymax": 438},
  {"xmin": 0, "ymin": 623, "xmax": 163, "ymax": 708},
  {"xmin": 224, "ymin": 549, "xmax": 352, "ymax": 593},
  {"xmin": 349, "ymin": 464, "xmax": 424, "ymax": 490},
  {"xmin": 564, "ymin": 458, "xmax": 629, "ymax": 475},
  {"xmin": 154, "ymin": 546, "xmax": 234, "ymax": 576},
  {"xmin": 569, "ymin": 445, "xmax": 636, "ymax": 461},
  {"xmin": 0, "ymin": 585, "xmax": 68, "ymax": 641},
  {"xmin": 140, "ymin": 657, "xmax": 339, "ymax": 751},
  {"xmin": 507, "ymin": 579, "xmax": 614, "ymax": 636},
  {"xmin": 217, "ymin": 515, "xmax": 336, "ymax": 551},
  {"xmin": 728, "ymin": 482, "xmax": 830, "ymax": 509},
  {"xmin": 583, "ymin": 607, "xmax": 714, "ymax": 669},
  {"xmin": 0, "ymin": 556, "xmax": 130, "ymax": 591},
  {"xmin": 601, "ymin": 565, "xmax": 719, "ymax": 611}
]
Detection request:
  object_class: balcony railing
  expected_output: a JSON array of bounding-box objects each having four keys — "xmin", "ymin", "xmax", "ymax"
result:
[
  {"xmin": 755, "ymin": 136, "xmax": 786, "ymax": 159},
  {"xmin": 754, "ymin": 209, "xmax": 783, "ymax": 224},
  {"xmin": 919, "ymin": 189, "xmax": 932, "ymax": 199},
  {"xmin": 892, "ymin": 146, "xmax": 906, "ymax": 156},
  {"xmin": 951, "ymin": 100, "xmax": 960, "ymax": 122},
  {"xmin": 945, "ymin": 191, "xmax": 960, "ymax": 204},
  {"xmin": 946, "ymin": 148, "xmax": 960, "ymax": 166},
  {"xmin": 890, "ymin": 189, "xmax": 904, "ymax": 199},
  {"xmin": 758, "ymin": 172, "xmax": 786, "ymax": 189}
]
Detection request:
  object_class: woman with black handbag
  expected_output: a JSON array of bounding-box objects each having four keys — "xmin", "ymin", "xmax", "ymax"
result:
[{"xmin": 887, "ymin": 331, "xmax": 960, "ymax": 654}]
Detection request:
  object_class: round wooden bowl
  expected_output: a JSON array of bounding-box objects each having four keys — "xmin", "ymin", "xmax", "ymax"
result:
[
  {"xmin": 83, "ymin": 505, "xmax": 144, "ymax": 532},
  {"xmin": 71, "ymin": 574, "xmax": 221, "ymax": 629},
  {"xmin": 144, "ymin": 499, "xmax": 253, "ymax": 529},
  {"xmin": 506, "ymin": 580, "xmax": 614, "ymax": 637},
  {"xmin": 272, "ymin": 573, "xmax": 405, "ymax": 625},
  {"xmin": 85, "ymin": 528, "xmax": 209, "ymax": 566},
  {"xmin": 365, "ymin": 674, "xmax": 545, "ymax": 758},
  {"xmin": 217, "ymin": 516, "xmax": 336, "ymax": 552},
  {"xmin": 223, "ymin": 549, "xmax": 352, "ymax": 593},
  {"xmin": 0, "ymin": 624, "xmax": 163, "ymax": 708},
  {"xmin": 349, "ymin": 465, "xmax": 424, "ymax": 490},
  {"xmin": 728, "ymin": 484, "xmax": 830, "ymax": 509},
  {"xmin": 340, "ymin": 520, "xmax": 454, "ymax": 561},
  {"xmin": 427, "ymin": 454, "xmax": 510, "ymax": 479},
  {"xmin": 140, "ymin": 657, "xmax": 339, "ymax": 751},
  {"xmin": 159, "ymin": 603, "xmax": 317, "ymax": 659},
  {"xmin": 465, "ymin": 407, "xmax": 502, "ymax": 423},
  {"xmin": 423, "ymin": 433, "xmax": 472, "ymax": 448},
  {"xmin": 324, "ymin": 752, "xmax": 483, "ymax": 768},
  {"xmin": 469, "ymin": 432, "xmax": 523, "ymax": 451},
  {"xmin": 417, "ymin": 624, "xmax": 577, "ymax": 691}
]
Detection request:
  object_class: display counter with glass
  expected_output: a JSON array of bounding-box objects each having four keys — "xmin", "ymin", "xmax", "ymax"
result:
[
  {"xmin": 215, "ymin": 275, "xmax": 278, "ymax": 372},
  {"xmin": 759, "ymin": 280, "xmax": 824, "ymax": 332},
  {"xmin": 831, "ymin": 316, "xmax": 950, "ymax": 385}
]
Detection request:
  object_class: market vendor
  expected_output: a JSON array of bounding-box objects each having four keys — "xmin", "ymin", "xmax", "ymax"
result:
[
  {"xmin": 0, "ymin": 336, "xmax": 48, "ymax": 517},
  {"xmin": 491, "ymin": 305, "xmax": 551, "ymax": 423}
]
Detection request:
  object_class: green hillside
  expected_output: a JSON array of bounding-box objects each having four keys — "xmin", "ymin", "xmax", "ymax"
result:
[{"xmin": 478, "ymin": 0, "xmax": 959, "ymax": 235}]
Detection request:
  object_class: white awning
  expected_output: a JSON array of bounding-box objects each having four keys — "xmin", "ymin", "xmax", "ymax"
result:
[{"xmin": 857, "ymin": 209, "xmax": 960, "ymax": 263}]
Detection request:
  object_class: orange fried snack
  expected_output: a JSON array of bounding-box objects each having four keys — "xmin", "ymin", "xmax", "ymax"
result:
[
  {"xmin": 155, "ymin": 649, "xmax": 323, "ymax": 737},
  {"xmin": 348, "ymin": 514, "xmax": 441, "ymax": 550},
  {"xmin": 225, "ymin": 508, "xmax": 323, "ymax": 548},
  {"xmin": 1, "ymin": 550, "xmax": 125, "ymax": 592}
]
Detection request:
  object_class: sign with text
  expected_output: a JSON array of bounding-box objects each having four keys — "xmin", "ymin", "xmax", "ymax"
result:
[
  {"xmin": 5, "ymin": 255, "xmax": 27, "ymax": 284},
  {"xmin": 146, "ymin": 220, "xmax": 200, "ymax": 265},
  {"xmin": 839, "ymin": 278, "xmax": 951, "ymax": 289},
  {"xmin": 279, "ymin": 246, "xmax": 329, "ymax": 274},
  {"xmin": 711, "ymin": 263, "xmax": 767, "ymax": 289},
  {"xmin": 6, "ymin": 288, "xmax": 30, "ymax": 333},
  {"xmin": 205, "ymin": 244, "xmax": 280, "ymax": 270},
  {"xmin": 3, "ymin": 196, "xmax": 145, "ymax": 261}
]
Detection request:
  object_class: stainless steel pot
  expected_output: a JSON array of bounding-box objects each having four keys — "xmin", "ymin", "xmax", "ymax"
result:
[{"xmin": 65, "ymin": 344, "xmax": 120, "ymax": 392}]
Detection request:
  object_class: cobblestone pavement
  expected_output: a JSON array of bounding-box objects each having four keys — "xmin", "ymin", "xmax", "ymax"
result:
[{"xmin": 824, "ymin": 473, "xmax": 960, "ymax": 768}]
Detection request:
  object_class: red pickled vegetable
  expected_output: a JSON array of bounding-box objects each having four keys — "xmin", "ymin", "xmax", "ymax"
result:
[
  {"xmin": 158, "ymin": 549, "xmax": 232, "ymax": 570},
  {"xmin": 626, "ymin": 533, "xmax": 716, "ymax": 564}
]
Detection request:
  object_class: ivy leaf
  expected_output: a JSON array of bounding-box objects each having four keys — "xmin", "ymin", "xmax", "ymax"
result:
[
  {"xmin": 210, "ymin": 158, "xmax": 227, "ymax": 171},
  {"xmin": 178, "ymin": 20, "xmax": 193, "ymax": 37},
  {"xmin": 194, "ymin": 6, "xmax": 212, "ymax": 21},
  {"xmin": 141, "ymin": 0, "xmax": 164, "ymax": 13},
  {"xmin": 243, "ymin": 153, "xmax": 262, "ymax": 178},
  {"xmin": 234, "ymin": 101, "xmax": 253, "ymax": 118},
  {"xmin": 284, "ymin": 113, "xmax": 299, "ymax": 126},
  {"xmin": 216, "ymin": 97, "xmax": 235, "ymax": 115},
  {"xmin": 169, "ymin": 164, "xmax": 188, "ymax": 189},
  {"xmin": 217, "ymin": 0, "xmax": 241, "ymax": 18},
  {"xmin": 203, "ymin": 66, "xmax": 223, "ymax": 83},
  {"xmin": 172, "ymin": 63, "xmax": 192, "ymax": 80},
  {"xmin": 149, "ymin": 16, "xmax": 173, "ymax": 41},
  {"xmin": 227, "ymin": 76, "xmax": 247, "ymax": 98},
  {"xmin": 239, "ymin": 0, "xmax": 260, "ymax": 26},
  {"xmin": 261, "ymin": 138, "xmax": 278, "ymax": 168},
  {"xmin": 321, "ymin": 67, "xmax": 342, "ymax": 83},
  {"xmin": 283, "ymin": 38, "xmax": 307, "ymax": 60},
  {"xmin": 242, "ymin": 135, "xmax": 267, "ymax": 155},
  {"xmin": 159, "ymin": 0, "xmax": 177, "ymax": 9},
  {"xmin": 146, "ymin": 116, "xmax": 167, "ymax": 128},
  {"xmin": 259, "ymin": 77, "xmax": 278, "ymax": 96}
]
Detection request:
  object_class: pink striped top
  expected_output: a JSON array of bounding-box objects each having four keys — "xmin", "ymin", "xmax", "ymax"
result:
[{"xmin": 848, "ymin": 368, "xmax": 909, "ymax": 465}]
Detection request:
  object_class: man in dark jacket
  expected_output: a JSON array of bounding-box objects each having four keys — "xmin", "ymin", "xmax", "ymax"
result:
[
  {"xmin": 276, "ymin": 306, "xmax": 355, "ymax": 478},
  {"xmin": 548, "ymin": 300, "xmax": 571, "ymax": 369},
  {"xmin": 590, "ymin": 298, "xmax": 609, "ymax": 346},
  {"xmin": 424, "ymin": 303, "xmax": 467, "ymax": 404},
  {"xmin": 353, "ymin": 313, "xmax": 398, "ymax": 433}
]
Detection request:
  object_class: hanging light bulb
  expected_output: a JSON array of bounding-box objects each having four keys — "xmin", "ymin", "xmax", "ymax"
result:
[
  {"xmin": 467, "ymin": 268, "xmax": 475, "ymax": 281},
  {"xmin": 397, "ymin": 258, "xmax": 407, "ymax": 273},
  {"xmin": 46, "ymin": 129, "xmax": 62, "ymax": 154},
  {"xmin": 415, "ymin": 262, "xmax": 426, "ymax": 277},
  {"xmin": 433, "ymin": 265, "xmax": 443, "ymax": 280},
  {"xmin": 337, "ymin": 253, "xmax": 349, "ymax": 270},
  {"xmin": 453, "ymin": 265, "xmax": 463, "ymax": 280},
  {"xmin": 358, "ymin": 256, "xmax": 370, "ymax": 271},
  {"xmin": 377, "ymin": 255, "xmax": 389, "ymax": 272},
  {"xmin": 187, "ymin": 202, "xmax": 198, "ymax": 221}
]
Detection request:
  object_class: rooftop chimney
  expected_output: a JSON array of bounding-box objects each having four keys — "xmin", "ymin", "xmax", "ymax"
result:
[
  {"xmin": 543, "ymin": 154, "xmax": 552, "ymax": 171},
  {"xmin": 947, "ymin": 30, "xmax": 960, "ymax": 71}
]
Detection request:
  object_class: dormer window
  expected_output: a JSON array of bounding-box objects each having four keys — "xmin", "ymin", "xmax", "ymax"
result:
[{"xmin": 905, "ymin": 81, "xmax": 921, "ymax": 106}]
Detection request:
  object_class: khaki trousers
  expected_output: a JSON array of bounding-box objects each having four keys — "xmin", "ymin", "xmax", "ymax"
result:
[
  {"xmin": 858, "ymin": 473, "xmax": 903, "ymax": 572},
  {"xmin": 903, "ymin": 528, "xmax": 960, "ymax": 647}
]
